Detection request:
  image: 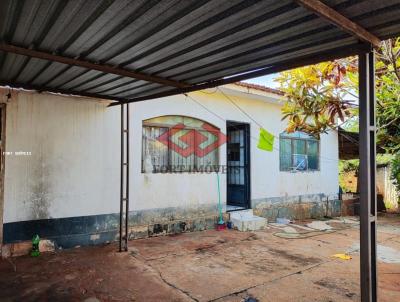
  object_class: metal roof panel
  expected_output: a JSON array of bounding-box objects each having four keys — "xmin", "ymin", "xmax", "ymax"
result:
[{"xmin": 0, "ymin": 0, "xmax": 399, "ymax": 102}]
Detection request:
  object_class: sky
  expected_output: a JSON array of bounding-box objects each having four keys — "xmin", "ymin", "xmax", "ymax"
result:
[
  {"xmin": 242, "ymin": 73, "xmax": 279, "ymax": 88},
  {"xmin": 243, "ymin": 72, "xmax": 358, "ymax": 102}
]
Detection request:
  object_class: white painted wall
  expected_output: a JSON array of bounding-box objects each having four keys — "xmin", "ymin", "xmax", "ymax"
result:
[
  {"xmin": 377, "ymin": 166, "xmax": 399, "ymax": 210},
  {"xmin": 3, "ymin": 86, "xmax": 339, "ymax": 223},
  {"xmin": 136, "ymin": 88, "xmax": 338, "ymax": 206},
  {"xmin": 3, "ymin": 91, "xmax": 120, "ymax": 223}
]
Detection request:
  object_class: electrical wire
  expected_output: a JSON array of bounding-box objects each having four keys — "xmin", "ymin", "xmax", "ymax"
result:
[
  {"xmin": 217, "ymin": 87, "xmax": 263, "ymax": 129},
  {"xmin": 216, "ymin": 87, "xmax": 342, "ymax": 163},
  {"xmin": 184, "ymin": 93, "xmax": 337, "ymax": 171},
  {"xmin": 186, "ymin": 90, "xmax": 339, "ymax": 164},
  {"xmin": 185, "ymin": 93, "xmax": 270, "ymax": 147},
  {"xmin": 186, "ymin": 92, "xmax": 338, "ymax": 165}
]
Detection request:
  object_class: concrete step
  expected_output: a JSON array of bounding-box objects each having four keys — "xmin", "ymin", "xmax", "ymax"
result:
[
  {"xmin": 229, "ymin": 209, "xmax": 253, "ymax": 220},
  {"xmin": 229, "ymin": 209, "xmax": 267, "ymax": 232}
]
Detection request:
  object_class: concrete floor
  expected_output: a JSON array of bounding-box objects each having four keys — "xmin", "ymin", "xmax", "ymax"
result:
[{"xmin": 0, "ymin": 215, "xmax": 399, "ymax": 302}]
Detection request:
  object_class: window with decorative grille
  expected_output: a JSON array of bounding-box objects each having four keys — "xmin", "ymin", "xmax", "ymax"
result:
[{"xmin": 142, "ymin": 116, "xmax": 221, "ymax": 173}]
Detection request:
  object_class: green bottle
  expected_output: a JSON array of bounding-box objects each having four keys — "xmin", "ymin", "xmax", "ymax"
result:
[{"xmin": 31, "ymin": 235, "xmax": 40, "ymax": 257}]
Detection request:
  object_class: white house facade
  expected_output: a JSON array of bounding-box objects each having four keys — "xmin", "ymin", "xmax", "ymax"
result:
[{"xmin": 0, "ymin": 83, "xmax": 340, "ymax": 249}]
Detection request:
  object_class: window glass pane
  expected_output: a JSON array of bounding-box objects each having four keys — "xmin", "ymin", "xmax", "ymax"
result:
[
  {"xmin": 228, "ymin": 143, "xmax": 240, "ymax": 161},
  {"xmin": 307, "ymin": 140, "xmax": 318, "ymax": 156},
  {"xmin": 170, "ymin": 128, "xmax": 195, "ymax": 172},
  {"xmin": 281, "ymin": 131, "xmax": 314, "ymax": 139},
  {"xmin": 226, "ymin": 166, "xmax": 244, "ymax": 185},
  {"xmin": 293, "ymin": 154, "xmax": 308, "ymax": 171},
  {"xmin": 293, "ymin": 139, "xmax": 306, "ymax": 155},
  {"xmin": 197, "ymin": 149, "xmax": 218, "ymax": 171},
  {"xmin": 142, "ymin": 116, "xmax": 221, "ymax": 173},
  {"xmin": 280, "ymin": 132, "xmax": 319, "ymax": 172},
  {"xmin": 308, "ymin": 155, "xmax": 318, "ymax": 170},
  {"xmin": 229, "ymin": 130, "xmax": 240, "ymax": 143},
  {"xmin": 280, "ymin": 138, "xmax": 292, "ymax": 170},
  {"xmin": 238, "ymin": 167, "xmax": 245, "ymax": 185},
  {"xmin": 143, "ymin": 115, "xmax": 205, "ymax": 128},
  {"xmin": 307, "ymin": 140, "xmax": 319, "ymax": 170},
  {"xmin": 196, "ymin": 130, "xmax": 218, "ymax": 171},
  {"xmin": 142, "ymin": 126, "xmax": 168, "ymax": 173}
]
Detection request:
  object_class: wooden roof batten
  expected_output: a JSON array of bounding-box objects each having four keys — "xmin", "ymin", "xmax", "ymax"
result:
[
  {"xmin": 0, "ymin": 43, "xmax": 188, "ymax": 89},
  {"xmin": 0, "ymin": 0, "xmax": 397, "ymax": 104},
  {"xmin": 110, "ymin": 42, "xmax": 371, "ymax": 106},
  {"xmin": 112, "ymin": 0, "xmax": 384, "ymax": 106},
  {"xmin": 294, "ymin": 0, "xmax": 382, "ymax": 48}
]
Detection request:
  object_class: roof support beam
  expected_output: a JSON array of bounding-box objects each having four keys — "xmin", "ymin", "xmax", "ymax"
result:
[
  {"xmin": 294, "ymin": 0, "xmax": 381, "ymax": 48},
  {"xmin": 110, "ymin": 43, "xmax": 371, "ymax": 106},
  {"xmin": 0, "ymin": 80, "xmax": 125, "ymax": 103},
  {"xmin": 0, "ymin": 43, "xmax": 188, "ymax": 88}
]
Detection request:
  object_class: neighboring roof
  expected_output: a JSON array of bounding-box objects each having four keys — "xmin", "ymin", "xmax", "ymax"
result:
[
  {"xmin": 218, "ymin": 83, "xmax": 286, "ymax": 106},
  {"xmin": 338, "ymin": 128, "xmax": 360, "ymax": 160},
  {"xmin": 0, "ymin": 1, "xmax": 399, "ymax": 104},
  {"xmin": 233, "ymin": 82, "xmax": 284, "ymax": 96},
  {"xmin": 338, "ymin": 128, "xmax": 385, "ymax": 160}
]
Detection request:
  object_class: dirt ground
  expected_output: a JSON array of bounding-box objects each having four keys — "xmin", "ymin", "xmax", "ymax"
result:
[{"xmin": 1, "ymin": 215, "xmax": 399, "ymax": 302}]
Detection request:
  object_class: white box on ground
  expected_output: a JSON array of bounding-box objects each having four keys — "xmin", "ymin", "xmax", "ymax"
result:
[{"xmin": 229, "ymin": 209, "xmax": 267, "ymax": 231}]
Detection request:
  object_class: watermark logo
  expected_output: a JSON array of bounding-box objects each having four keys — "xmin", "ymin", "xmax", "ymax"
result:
[
  {"xmin": 3, "ymin": 151, "xmax": 32, "ymax": 156},
  {"xmin": 156, "ymin": 123, "xmax": 226, "ymax": 157}
]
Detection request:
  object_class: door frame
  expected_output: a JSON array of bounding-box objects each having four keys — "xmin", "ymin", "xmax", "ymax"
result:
[
  {"xmin": 226, "ymin": 121, "xmax": 251, "ymax": 210},
  {"xmin": 0, "ymin": 103, "xmax": 6, "ymax": 249}
]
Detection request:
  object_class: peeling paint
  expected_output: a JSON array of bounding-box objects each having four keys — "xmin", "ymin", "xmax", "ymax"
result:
[
  {"xmin": 25, "ymin": 155, "xmax": 51, "ymax": 220},
  {"xmin": 252, "ymin": 194, "xmax": 341, "ymax": 221}
]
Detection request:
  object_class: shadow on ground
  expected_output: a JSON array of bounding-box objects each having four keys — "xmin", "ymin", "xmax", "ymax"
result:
[{"xmin": 1, "ymin": 215, "xmax": 399, "ymax": 302}]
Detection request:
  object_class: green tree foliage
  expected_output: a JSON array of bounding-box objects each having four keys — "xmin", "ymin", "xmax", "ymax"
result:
[
  {"xmin": 375, "ymin": 39, "xmax": 400, "ymax": 154},
  {"xmin": 276, "ymin": 61, "xmax": 355, "ymax": 138},
  {"xmin": 276, "ymin": 38, "xmax": 400, "ymax": 154},
  {"xmin": 276, "ymin": 38, "xmax": 400, "ymax": 190}
]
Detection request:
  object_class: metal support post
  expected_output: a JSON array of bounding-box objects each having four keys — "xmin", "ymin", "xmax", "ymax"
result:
[
  {"xmin": 359, "ymin": 51, "xmax": 377, "ymax": 302},
  {"xmin": 119, "ymin": 103, "xmax": 130, "ymax": 252}
]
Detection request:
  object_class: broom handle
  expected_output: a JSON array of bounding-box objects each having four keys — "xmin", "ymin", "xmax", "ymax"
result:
[{"xmin": 217, "ymin": 173, "xmax": 223, "ymax": 224}]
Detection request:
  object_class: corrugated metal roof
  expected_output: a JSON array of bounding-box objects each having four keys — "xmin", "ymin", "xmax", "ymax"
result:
[{"xmin": 0, "ymin": 0, "xmax": 399, "ymax": 103}]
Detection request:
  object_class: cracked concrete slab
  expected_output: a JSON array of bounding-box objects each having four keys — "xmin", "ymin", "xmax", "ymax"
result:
[{"xmin": 0, "ymin": 214, "xmax": 399, "ymax": 302}]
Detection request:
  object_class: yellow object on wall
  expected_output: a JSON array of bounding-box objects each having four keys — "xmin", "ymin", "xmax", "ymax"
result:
[{"xmin": 257, "ymin": 128, "xmax": 274, "ymax": 152}]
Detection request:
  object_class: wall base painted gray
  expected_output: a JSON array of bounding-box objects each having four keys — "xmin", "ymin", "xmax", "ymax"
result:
[
  {"xmin": 252, "ymin": 193, "xmax": 341, "ymax": 221},
  {"xmin": 3, "ymin": 194, "xmax": 341, "ymax": 249}
]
